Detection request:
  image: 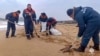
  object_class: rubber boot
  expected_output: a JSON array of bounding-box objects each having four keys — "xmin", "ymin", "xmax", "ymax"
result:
[
  {"xmin": 11, "ymin": 30, "xmax": 16, "ymax": 37},
  {"xmin": 74, "ymin": 46, "xmax": 86, "ymax": 52},
  {"xmin": 27, "ymin": 35, "xmax": 31, "ymax": 40},
  {"xmin": 93, "ymin": 44, "xmax": 99, "ymax": 51},
  {"xmin": 6, "ymin": 36, "xmax": 9, "ymax": 38},
  {"xmin": 6, "ymin": 35, "xmax": 9, "ymax": 38},
  {"xmin": 11, "ymin": 35, "xmax": 16, "ymax": 37},
  {"xmin": 6, "ymin": 32, "xmax": 9, "ymax": 38},
  {"xmin": 30, "ymin": 33, "xmax": 34, "ymax": 38}
]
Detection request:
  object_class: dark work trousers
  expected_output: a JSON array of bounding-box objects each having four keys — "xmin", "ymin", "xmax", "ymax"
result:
[
  {"xmin": 6, "ymin": 22, "xmax": 16, "ymax": 37},
  {"xmin": 24, "ymin": 20, "xmax": 34, "ymax": 38},
  {"xmin": 80, "ymin": 22, "xmax": 100, "ymax": 48}
]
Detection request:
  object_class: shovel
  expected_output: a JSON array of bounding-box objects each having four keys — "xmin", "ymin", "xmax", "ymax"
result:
[
  {"xmin": 30, "ymin": 16, "xmax": 40, "ymax": 38},
  {"xmin": 7, "ymin": 20, "xmax": 24, "ymax": 26}
]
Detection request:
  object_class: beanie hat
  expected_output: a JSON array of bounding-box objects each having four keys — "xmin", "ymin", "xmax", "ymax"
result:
[
  {"xmin": 27, "ymin": 4, "xmax": 31, "ymax": 6},
  {"xmin": 41, "ymin": 12, "xmax": 46, "ymax": 16},
  {"xmin": 67, "ymin": 9, "xmax": 73, "ymax": 16},
  {"xmin": 16, "ymin": 10, "xmax": 21, "ymax": 13}
]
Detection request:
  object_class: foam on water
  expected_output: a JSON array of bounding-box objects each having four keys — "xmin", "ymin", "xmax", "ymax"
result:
[
  {"xmin": 0, "ymin": 21, "xmax": 24, "ymax": 30},
  {"xmin": 0, "ymin": 25, "xmax": 7, "ymax": 28}
]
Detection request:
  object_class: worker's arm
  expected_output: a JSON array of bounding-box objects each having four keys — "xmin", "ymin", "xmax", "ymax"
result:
[
  {"xmin": 15, "ymin": 16, "xmax": 19, "ymax": 23},
  {"xmin": 31, "ymin": 12, "xmax": 36, "ymax": 24},
  {"xmin": 75, "ymin": 12, "xmax": 86, "ymax": 37}
]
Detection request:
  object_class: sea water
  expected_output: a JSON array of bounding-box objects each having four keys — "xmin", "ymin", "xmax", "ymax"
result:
[{"xmin": 0, "ymin": 21, "xmax": 24, "ymax": 30}]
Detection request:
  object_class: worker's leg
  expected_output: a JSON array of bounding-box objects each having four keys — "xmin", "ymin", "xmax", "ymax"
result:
[
  {"xmin": 75, "ymin": 23, "xmax": 97, "ymax": 52},
  {"xmin": 92, "ymin": 28, "xmax": 99, "ymax": 50},
  {"xmin": 24, "ymin": 21, "xmax": 31, "ymax": 39},
  {"xmin": 30, "ymin": 22, "xmax": 34, "ymax": 38},
  {"xmin": 11, "ymin": 24, "xmax": 16, "ymax": 37},
  {"xmin": 6, "ymin": 23, "xmax": 11, "ymax": 38}
]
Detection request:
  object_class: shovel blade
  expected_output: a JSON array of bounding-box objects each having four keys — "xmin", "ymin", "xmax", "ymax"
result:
[{"xmin": 60, "ymin": 45, "xmax": 73, "ymax": 53}]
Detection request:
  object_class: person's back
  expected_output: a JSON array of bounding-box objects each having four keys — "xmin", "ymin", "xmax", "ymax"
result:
[
  {"xmin": 47, "ymin": 17, "xmax": 57, "ymax": 27},
  {"xmin": 47, "ymin": 17, "xmax": 56, "ymax": 24},
  {"xmin": 75, "ymin": 7, "xmax": 100, "ymax": 25},
  {"xmin": 6, "ymin": 12, "xmax": 19, "ymax": 23}
]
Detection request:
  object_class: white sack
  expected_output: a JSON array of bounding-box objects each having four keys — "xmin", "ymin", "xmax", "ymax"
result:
[
  {"xmin": 50, "ymin": 28, "xmax": 62, "ymax": 35},
  {"xmin": 41, "ymin": 22, "xmax": 47, "ymax": 32}
]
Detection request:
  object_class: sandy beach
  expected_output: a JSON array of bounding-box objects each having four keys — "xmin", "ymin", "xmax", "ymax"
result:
[{"xmin": 0, "ymin": 24, "xmax": 100, "ymax": 56}]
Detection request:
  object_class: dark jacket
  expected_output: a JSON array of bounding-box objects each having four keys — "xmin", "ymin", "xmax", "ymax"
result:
[
  {"xmin": 74, "ymin": 7, "xmax": 100, "ymax": 37},
  {"xmin": 47, "ymin": 17, "xmax": 57, "ymax": 26},
  {"xmin": 23, "ymin": 8, "xmax": 36, "ymax": 23},
  {"xmin": 38, "ymin": 15, "xmax": 48, "ymax": 22},
  {"xmin": 6, "ymin": 12, "xmax": 19, "ymax": 23}
]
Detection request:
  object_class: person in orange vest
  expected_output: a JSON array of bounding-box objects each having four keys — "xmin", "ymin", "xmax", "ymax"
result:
[
  {"xmin": 6, "ymin": 10, "xmax": 21, "ymax": 38},
  {"xmin": 23, "ymin": 4, "xmax": 36, "ymax": 40}
]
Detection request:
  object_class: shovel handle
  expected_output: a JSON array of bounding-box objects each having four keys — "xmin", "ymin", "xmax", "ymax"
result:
[{"xmin": 30, "ymin": 16, "xmax": 40, "ymax": 38}]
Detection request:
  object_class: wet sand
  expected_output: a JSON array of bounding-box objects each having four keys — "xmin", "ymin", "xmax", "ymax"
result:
[{"xmin": 0, "ymin": 24, "xmax": 99, "ymax": 56}]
